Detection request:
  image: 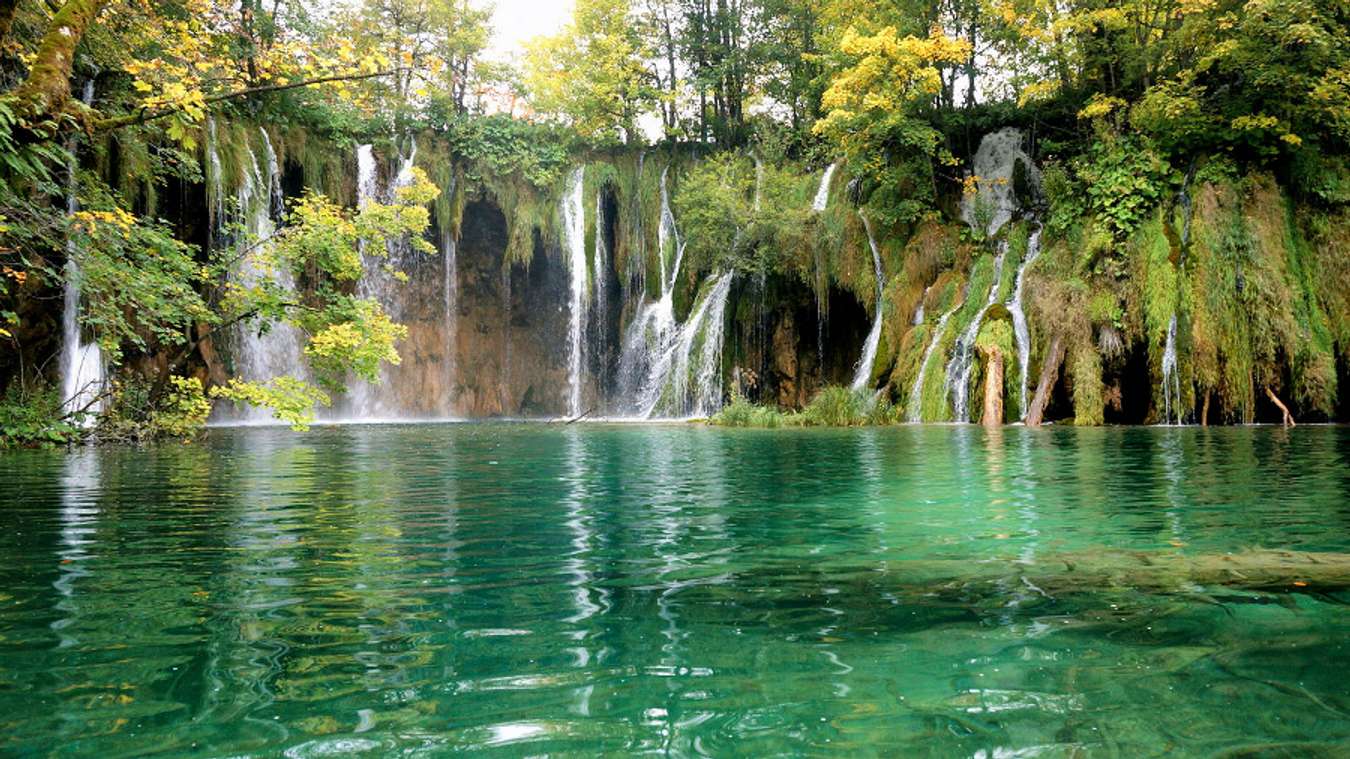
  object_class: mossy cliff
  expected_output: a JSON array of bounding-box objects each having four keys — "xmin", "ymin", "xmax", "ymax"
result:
[{"xmin": 11, "ymin": 118, "xmax": 1349, "ymax": 425}]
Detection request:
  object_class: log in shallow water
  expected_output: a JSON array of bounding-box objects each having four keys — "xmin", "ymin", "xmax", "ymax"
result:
[{"xmin": 879, "ymin": 549, "xmax": 1350, "ymax": 595}]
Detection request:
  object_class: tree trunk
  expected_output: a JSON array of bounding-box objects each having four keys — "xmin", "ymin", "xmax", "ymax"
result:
[
  {"xmin": 1265, "ymin": 386, "xmax": 1295, "ymax": 427},
  {"xmin": 12, "ymin": 0, "xmax": 109, "ymax": 124},
  {"xmin": 0, "ymin": 0, "xmax": 19, "ymax": 47},
  {"xmin": 980, "ymin": 345, "xmax": 1004, "ymax": 426},
  {"xmin": 1026, "ymin": 334, "xmax": 1065, "ymax": 426},
  {"xmin": 1201, "ymin": 389, "xmax": 1211, "ymax": 427}
]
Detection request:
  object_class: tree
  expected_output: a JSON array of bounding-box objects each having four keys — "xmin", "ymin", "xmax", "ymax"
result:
[{"xmin": 524, "ymin": 0, "xmax": 654, "ymax": 144}]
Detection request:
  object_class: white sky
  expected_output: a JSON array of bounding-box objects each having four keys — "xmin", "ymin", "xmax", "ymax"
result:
[{"xmin": 486, "ymin": 0, "xmax": 574, "ymax": 62}]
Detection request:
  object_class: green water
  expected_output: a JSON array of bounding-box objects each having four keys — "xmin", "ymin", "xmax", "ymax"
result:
[{"xmin": 1, "ymin": 425, "xmax": 1347, "ymax": 757}]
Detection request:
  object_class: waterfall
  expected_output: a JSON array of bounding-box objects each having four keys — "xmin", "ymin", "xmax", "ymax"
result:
[
  {"xmin": 206, "ymin": 116, "xmax": 224, "ymax": 238},
  {"xmin": 753, "ymin": 155, "xmax": 764, "ymax": 212},
  {"xmin": 591, "ymin": 188, "xmax": 608, "ymax": 390},
  {"xmin": 442, "ymin": 178, "xmax": 459, "ymax": 417},
  {"xmin": 913, "ymin": 286, "xmax": 930, "ymax": 325},
  {"xmin": 344, "ymin": 139, "xmax": 424, "ymax": 418},
  {"xmin": 59, "ymin": 80, "xmax": 104, "ymax": 423},
  {"xmin": 627, "ymin": 272, "xmax": 734, "ymax": 418},
  {"xmin": 906, "ymin": 298, "xmax": 963, "ymax": 423},
  {"xmin": 1160, "ymin": 313, "xmax": 1182, "ymax": 425},
  {"xmin": 562, "ymin": 167, "xmax": 589, "ymax": 418},
  {"xmin": 1007, "ymin": 228, "xmax": 1043, "ymax": 420},
  {"xmin": 850, "ymin": 214, "xmax": 885, "ymax": 391},
  {"xmin": 942, "ymin": 245, "xmax": 1008, "ymax": 422},
  {"xmin": 616, "ymin": 167, "xmax": 733, "ymax": 418},
  {"xmin": 813, "ymin": 162, "xmax": 838, "ymax": 212},
  {"xmin": 221, "ymin": 130, "xmax": 308, "ymax": 422},
  {"xmin": 960, "ymin": 128, "xmax": 1041, "ymax": 237},
  {"xmin": 357, "ymin": 144, "xmax": 378, "ymax": 208}
]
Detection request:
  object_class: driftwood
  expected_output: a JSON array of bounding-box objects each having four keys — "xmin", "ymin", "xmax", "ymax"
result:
[
  {"xmin": 1265, "ymin": 386, "xmax": 1295, "ymax": 427},
  {"xmin": 980, "ymin": 344, "xmax": 1004, "ymax": 427},
  {"xmin": 1025, "ymin": 334, "xmax": 1065, "ymax": 426}
]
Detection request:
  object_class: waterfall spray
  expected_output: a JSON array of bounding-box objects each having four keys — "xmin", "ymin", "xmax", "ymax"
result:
[
  {"xmin": 1006, "ymin": 228, "xmax": 1043, "ymax": 420},
  {"xmin": 563, "ymin": 167, "xmax": 589, "ymax": 418},
  {"xmin": 59, "ymin": 80, "xmax": 105, "ymax": 423},
  {"xmin": 942, "ymin": 245, "xmax": 1008, "ymax": 422},
  {"xmin": 850, "ymin": 214, "xmax": 886, "ymax": 391}
]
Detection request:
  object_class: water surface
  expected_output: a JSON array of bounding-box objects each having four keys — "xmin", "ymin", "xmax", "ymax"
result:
[{"xmin": 2, "ymin": 425, "xmax": 1348, "ymax": 756}]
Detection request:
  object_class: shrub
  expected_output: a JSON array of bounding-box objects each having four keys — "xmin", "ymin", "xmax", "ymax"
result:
[{"xmin": 0, "ymin": 384, "xmax": 82, "ymax": 448}]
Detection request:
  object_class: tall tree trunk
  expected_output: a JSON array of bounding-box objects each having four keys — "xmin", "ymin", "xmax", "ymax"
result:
[
  {"xmin": 1026, "ymin": 334, "xmax": 1065, "ymax": 427},
  {"xmin": 13, "ymin": 0, "xmax": 109, "ymax": 123},
  {"xmin": 981, "ymin": 345, "xmax": 1004, "ymax": 427}
]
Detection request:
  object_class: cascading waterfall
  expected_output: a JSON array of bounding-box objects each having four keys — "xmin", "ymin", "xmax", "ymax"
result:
[
  {"xmin": 850, "ymin": 214, "xmax": 885, "ymax": 391},
  {"xmin": 562, "ymin": 166, "xmax": 589, "ymax": 418},
  {"xmin": 59, "ymin": 80, "xmax": 104, "ymax": 423},
  {"xmin": 960, "ymin": 128, "xmax": 1041, "ymax": 237},
  {"xmin": 1156, "ymin": 178, "xmax": 1192, "ymax": 426},
  {"xmin": 591, "ymin": 189, "xmax": 608, "ymax": 387},
  {"xmin": 942, "ymin": 245, "xmax": 1008, "ymax": 422},
  {"xmin": 616, "ymin": 168, "xmax": 733, "ymax": 418},
  {"xmin": 636, "ymin": 272, "xmax": 735, "ymax": 418},
  {"xmin": 907, "ymin": 297, "xmax": 964, "ymax": 423},
  {"xmin": 1006, "ymin": 228, "xmax": 1043, "ymax": 420},
  {"xmin": 345, "ymin": 139, "xmax": 421, "ymax": 418},
  {"xmin": 221, "ymin": 130, "xmax": 308, "ymax": 422},
  {"xmin": 913, "ymin": 286, "xmax": 930, "ymax": 325},
  {"xmin": 811, "ymin": 162, "xmax": 837, "ymax": 369},
  {"xmin": 753, "ymin": 156, "xmax": 764, "ymax": 211},
  {"xmin": 1160, "ymin": 314, "xmax": 1182, "ymax": 425},
  {"xmin": 813, "ymin": 162, "xmax": 838, "ymax": 212}
]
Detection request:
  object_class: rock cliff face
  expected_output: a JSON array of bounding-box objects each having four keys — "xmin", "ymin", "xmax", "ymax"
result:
[
  {"xmin": 360, "ymin": 198, "xmax": 575, "ymax": 418},
  {"xmin": 190, "ymin": 128, "xmax": 1348, "ymax": 425}
]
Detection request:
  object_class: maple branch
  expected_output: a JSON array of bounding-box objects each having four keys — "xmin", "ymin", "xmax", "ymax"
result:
[{"xmin": 92, "ymin": 68, "xmax": 407, "ymax": 131}]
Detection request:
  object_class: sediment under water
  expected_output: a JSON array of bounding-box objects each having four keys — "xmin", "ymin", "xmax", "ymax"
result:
[{"xmin": 0, "ymin": 425, "xmax": 1347, "ymax": 756}]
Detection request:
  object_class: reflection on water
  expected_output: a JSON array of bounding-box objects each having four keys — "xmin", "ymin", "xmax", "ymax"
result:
[{"xmin": 1, "ymin": 425, "xmax": 1348, "ymax": 756}]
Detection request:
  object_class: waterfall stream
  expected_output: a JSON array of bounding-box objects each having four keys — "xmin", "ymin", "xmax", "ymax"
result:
[
  {"xmin": 1007, "ymin": 228, "xmax": 1043, "ymax": 420},
  {"xmin": 220, "ymin": 130, "xmax": 308, "ymax": 422},
  {"xmin": 942, "ymin": 245, "xmax": 1008, "ymax": 422},
  {"xmin": 1161, "ymin": 314, "xmax": 1182, "ymax": 425},
  {"xmin": 347, "ymin": 139, "xmax": 421, "ymax": 418},
  {"xmin": 812, "ymin": 162, "xmax": 838, "ymax": 212},
  {"xmin": 850, "ymin": 215, "xmax": 885, "ymax": 391},
  {"xmin": 907, "ymin": 298, "xmax": 963, "ymax": 423},
  {"xmin": 616, "ymin": 168, "xmax": 733, "ymax": 418},
  {"xmin": 563, "ymin": 167, "xmax": 589, "ymax": 418},
  {"xmin": 59, "ymin": 80, "xmax": 105, "ymax": 423}
]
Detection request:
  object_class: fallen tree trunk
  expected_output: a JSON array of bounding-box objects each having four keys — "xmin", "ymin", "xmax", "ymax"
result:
[
  {"xmin": 878, "ymin": 548, "xmax": 1350, "ymax": 595},
  {"xmin": 1265, "ymin": 386, "xmax": 1295, "ymax": 427},
  {"xmin": 980, "ymin": 344, "xmax": 1003, "ymax": 426},
  {"xmin": 1025, "ymin": 333, "xmax": 1064, "ymax": 426}
]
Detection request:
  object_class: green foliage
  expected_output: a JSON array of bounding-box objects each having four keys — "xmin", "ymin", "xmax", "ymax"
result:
[
  {"xmin": 443, "ymin": 114, "xmax": 571, "ymax": 190},
  {"xmin": 801, "ymin": 385, "xmax": 878, "ymax": 427},
  {"xmin": 0, "ymin": 384, "xmax": 82, "ymax": 448},
  {"xmin": 1075, "ymin": 136, "xmax": 1170, "ymax": 240},
  {"xmin": 98, "ymin": 375, "xmax": 212, "ymax": 443},
  {"xmin": 66, "ymin": 203, "xmax": 212, "ymax": 363},
  {"xmin": 713, "ymin": 395, "xmax": 787, "ymax": 428},
  {"xmin": 211, "ymin": 377, "xmax": 332, "ymax": 431}
]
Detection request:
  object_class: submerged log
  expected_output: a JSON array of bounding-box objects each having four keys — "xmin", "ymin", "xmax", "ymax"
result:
[
  {"xmin": 877, "ymin": 548, "xmax": 1350, "ymax": 596},
  {"xmin": 1026, "ymin": 334, "xmax": 1065, "ymax": 426}
]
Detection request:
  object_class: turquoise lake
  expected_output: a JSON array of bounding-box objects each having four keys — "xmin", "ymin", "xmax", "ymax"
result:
[{"xmin": 1, "ymin": 425, "xmax": 1347, "ymax": 756}]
